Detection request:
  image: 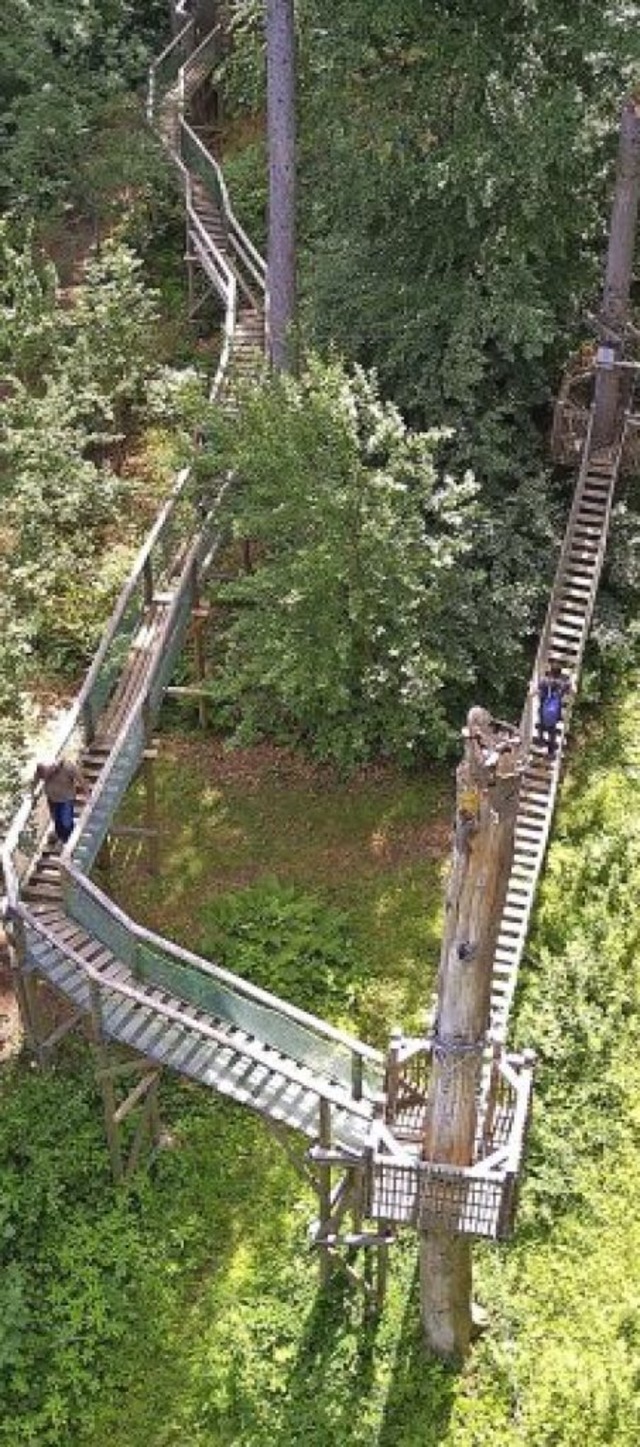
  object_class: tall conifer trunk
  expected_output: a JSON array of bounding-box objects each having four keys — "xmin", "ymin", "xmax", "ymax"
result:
[
  {"xmin": 266, "ymin": 0, "xmax": 297, "ymax": 371},
  {"xmin": 592, "ymin": 99, "xmax": 640, "ymax": 447}
]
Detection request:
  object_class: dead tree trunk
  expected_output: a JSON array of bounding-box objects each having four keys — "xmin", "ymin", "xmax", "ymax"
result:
[
  {"xmin": 420, "ymin": 708, "xmax": 524, "ymax": 1359},
  {"xmin": 592, "ymin": 98, "xmax": 640, "ymax": 448},
  {"xmin": 266, "ymin": 0, "xmax": 297, "ymax": 371}
]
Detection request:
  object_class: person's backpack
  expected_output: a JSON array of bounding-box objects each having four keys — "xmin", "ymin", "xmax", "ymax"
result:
[{"xmin": 541, "ymin": 685, "xmax": 562, "ymax": 729}]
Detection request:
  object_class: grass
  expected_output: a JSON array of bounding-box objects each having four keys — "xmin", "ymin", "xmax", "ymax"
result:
[{"xmin": 104, "ymin": 734, "xmax": 449, "ymax": 1043}]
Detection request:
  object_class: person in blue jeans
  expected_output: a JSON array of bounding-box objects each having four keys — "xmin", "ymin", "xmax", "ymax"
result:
[
  {"xmin": 34, "ymin": 759, "xmax": 86, "ymax": 843},
  {"xmin": 537, "ymin": 663, "xmax": 573, "ymax": 758}
]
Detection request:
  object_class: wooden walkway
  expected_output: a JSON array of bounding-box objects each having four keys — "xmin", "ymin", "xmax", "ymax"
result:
[{"xmin": 0, "ymin": 7, "xmax": 625, "ymax": 1248}]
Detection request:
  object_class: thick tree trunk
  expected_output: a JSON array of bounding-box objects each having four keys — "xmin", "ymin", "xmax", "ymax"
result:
[
  {"xmin": 266, "ymin": 0, "xmax": 297, "ymax": 371},
  {"xmin": 420, "ymin": 710, "xmax": 523, "ymax": 1359},
  {"xmin": 420, "ymin": 1232, "xmax": 472, "ymax": 1360},
  {"xmin": 592, "ymin": 98, "xmax": 640, "ymax": 448}
]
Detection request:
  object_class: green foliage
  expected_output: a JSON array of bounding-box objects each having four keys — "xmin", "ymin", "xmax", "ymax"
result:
[
  {"xmin": 221, "ymin": 138, "xmax": 268, "ymax": 254},
  {"xmin": 0, "ymin": 0, "xmax": 168, "ymax": 222},
  {"xmin": 198, "ymin": 878, "xmax": 362, "ymax": 1018},
  {"xmin": 0, "ymin": 225, "xmax": 199, "ymax": 678},
  {"xmin": 198, "ymin": 355, "xmax": 550, "ymax": 766},
  {"xmin": 513, "ymin": 693, "xmax": 640, "ymax": 1227},
  {"xmin": 295, "ymin": 0, "xmax": 640, "ymax": 481},
  {"xmin": 199, "ymin": 356, "xmax": 482, "ymax": 768},
  {"xmin": 0, "ymin": 1056, "xmax": 172, "ymax": 1447},
  {"xmin": 0, "ymin": 587, "xmax": 29, "ymax": 831},
  {"xmin": 0, "ymin": 220, "xmax": 59, "ymax": 383},
  {"xmin": 64, "ymin": 240, "xmax": 162, "ymax": 436}
]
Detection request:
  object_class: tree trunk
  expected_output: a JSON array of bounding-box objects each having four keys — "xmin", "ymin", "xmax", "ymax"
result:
[
  {"xmin": 420, "ymin": 1232, "xmax": 472, "ymax": 1360},
  {"xmin": 592, "ymin": 98, "xmax": 640, "ymax": 448},
  {"xmin": 420, "ymin": 710, "xmax": 524, "ymax": 1359},
  {"xmin": 266, "ymin": 0, "xmax": 297, "ymax": 371}
]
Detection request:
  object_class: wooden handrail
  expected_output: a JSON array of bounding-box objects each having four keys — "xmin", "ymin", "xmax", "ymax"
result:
[
  {"xmin": 64, "ymin": 860, "xmax": 383, "ymax": 1072},
  {"xmin": 1, "ymin": 469, "xmax": 193, "ymax": 907},
  {"xmin": 18, "ymin": 904, "xmax": 375, "ymax": 1118}
]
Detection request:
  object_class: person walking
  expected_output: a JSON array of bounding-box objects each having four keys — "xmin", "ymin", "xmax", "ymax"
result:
[
  {"xmin": 537, "ymin": 662, "xmax": 573, "ymax": 758},
  {"xmin": 34, "ymin": 758, "xmax": 86, "ymax": 844}
]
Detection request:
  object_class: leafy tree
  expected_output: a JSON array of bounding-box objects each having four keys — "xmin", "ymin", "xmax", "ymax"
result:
[
  {"xmin": 0, "ymin": 224, "xmax": 195, "ymax": 677},
  {"xmin": 0, "ymin": 221, "xmax": 59, "ymax": 385},
  {"xmin": 293, "ymin": 1, "xmax": 640, "ymax": 479},
  {"xmin": 0, "ymin": 0, "xmax": 168, "ymax": 222},
  {"xmin": 199, "ymin": 356, "xmax": 484, "ymax": 768}
]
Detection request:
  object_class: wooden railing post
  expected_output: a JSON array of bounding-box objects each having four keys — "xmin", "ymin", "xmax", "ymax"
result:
[
  {"xmin": 351, "ymin": 1051, "xmax": 363, "ymax": 1102},
  {"xmin": 143, "ymin": 556, "xmax": 154, "ymax": 608},
  {"xmin": 384, "ymin": 1027, "xmax": 403, "ymax": 1123},
  {"xmin": 5, "ymin": 912, "xmax": 44, "ymax": 1064}
]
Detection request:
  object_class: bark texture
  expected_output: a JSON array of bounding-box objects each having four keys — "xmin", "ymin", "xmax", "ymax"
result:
[
  {"xmin": 266, "ymin": 0, "xmax": 297, "ymax": 371},
  {"xmin": 420, "ymin": 708, "xmax": 524, "ymax": 1358},
  {"xmin": 593, "ymin": 98, "xmax": 640, "ymax": 447}
]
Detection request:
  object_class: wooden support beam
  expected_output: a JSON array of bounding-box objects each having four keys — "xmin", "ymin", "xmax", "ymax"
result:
[
  {"xmin": 317, "ymin": 1099, "xmax": 332, "ymax": 1287},
  {"xmin": 143, "ymin": 750, "xmax": 159, "ymax": 877},
  {"xmin": 165, "ymin": 685, "xmax": 211, "ymax": 700},
  {"xmin": 96, "ymin": 1056, "xmax": 161, "ymax": 1082},
  {"xmin": 5, "ymin": 914, "xmax": 44, "ymax": 1062},
  {"xmin": 125, "ymin": 1077, "xmax": 161, "ymax": 1177},
  {"xmin": 113, "ymin": 1069, "xmax": 161, "ymax": 1126},
  {"xmin": 310, "ymin": 1172, "xmax": 354, "ymax": 1239},
  {"xmin": 307, "ymin": 1145, "xmax": 364, "ymax": 1167},
  {"xmin": 39, "ymin": 1007, "xmax": 85, "ymax": 1056},
  {"xmin": 264, "ymin": 1116, "xmax": 315, "ymax": 1185}
]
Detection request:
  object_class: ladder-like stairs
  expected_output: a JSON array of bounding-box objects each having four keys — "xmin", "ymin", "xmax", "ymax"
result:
[{"xmin": 489, "ymin": 446, "xmax": 619, "ymax": 1040}]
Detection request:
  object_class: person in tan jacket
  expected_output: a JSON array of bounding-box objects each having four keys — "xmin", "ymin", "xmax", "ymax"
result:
[{"xmin": 34, "ymin": 759, "xmax": 86, "ymax": 844}]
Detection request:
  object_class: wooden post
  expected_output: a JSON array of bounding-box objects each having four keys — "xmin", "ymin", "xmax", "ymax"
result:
[
  {"xmin": 5, "ymin": 914, "xmax": 43, "ymax": 1062},
  {"xmin": 592, "ymin": 99, "xmax": 640, "ymax": 448},
  {"xmin": 143, "ymin": 749, "xmax": 160, "ymax": 876},
  {"xmin": 318, "ymin": 1097, "xmax": 332, "ymax": 1287},
  {"xmin": 140, "ymin": 694, "xmax": 160, "ymax": 876},
  {"xmin": 420, "ymin": 707, "xmax": 525, "ymax": 1359},
  {"xmin": 192, "ymin": 609, "xmax": 209, "ymax": 731},
  {"xmin": 90, "ymin": 980, "xmax": 124, "ymax": 1183}
]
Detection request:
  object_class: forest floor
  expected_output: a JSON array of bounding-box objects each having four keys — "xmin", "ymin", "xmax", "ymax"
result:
[{"xmin": 104, "ymin": 732, "xmax": 451, "ymax": 1044}]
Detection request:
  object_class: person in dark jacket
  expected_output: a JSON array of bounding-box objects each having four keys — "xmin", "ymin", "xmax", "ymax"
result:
[{"xmin": 537, "ymin": 663, "xmax": 573, "ymax": 758}]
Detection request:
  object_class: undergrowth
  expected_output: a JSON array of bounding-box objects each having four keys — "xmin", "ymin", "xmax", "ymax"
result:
[{"xmin": 3, "ymin": 684, "xmax": 640, "ymax": 1443}]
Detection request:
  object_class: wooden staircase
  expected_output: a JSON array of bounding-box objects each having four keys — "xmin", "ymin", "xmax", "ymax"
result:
[{"xmin": 488, "ymin": 440, "xmax": 620, "ymax": 1040}]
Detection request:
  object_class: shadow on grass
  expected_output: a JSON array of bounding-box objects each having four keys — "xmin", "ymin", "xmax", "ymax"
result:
[
  {"xmin": 377, "ymin": 1264, "xmax": 458, "ymax": 1447},
  {"xmin": 270, "ymin": 1268, "xmax": 380, "ymax": 1447},
  {"xmin": 271, "ymin": 1259, "xmax": 457, "ymax": 1447}
]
